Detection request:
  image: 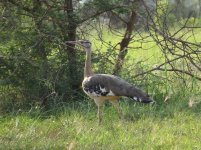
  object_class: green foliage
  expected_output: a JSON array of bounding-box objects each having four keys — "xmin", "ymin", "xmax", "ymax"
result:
[
  {"xmin": 93, "ymin": 43, "xmax": 118, "ymax": 74},
  {"xmin": 0, "ymin": 0, "xmax": 201, "ymax": 114},
  {"xmin": 0, "ymin": 1, "xmax": 85, "ymax": 108}
]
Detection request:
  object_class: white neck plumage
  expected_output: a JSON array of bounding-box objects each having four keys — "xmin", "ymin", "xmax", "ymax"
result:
[{"xmin": 84, "ymin": 48, "xmax": 93, "ymax": 78}]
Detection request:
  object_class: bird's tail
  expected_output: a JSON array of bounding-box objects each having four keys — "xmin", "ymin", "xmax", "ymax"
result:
[
  {"xmin": 129, "ymin": 96, "xmax": 155, "ymax": 104},
  {"xmin": 126, "ymin": 86, "xmax": 155, "ymax": 104}
]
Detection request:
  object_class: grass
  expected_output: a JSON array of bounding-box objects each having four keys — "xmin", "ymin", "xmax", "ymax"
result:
[{"xmin": 1, "ymin": 97, "xmax": 201, "ymax": 149}]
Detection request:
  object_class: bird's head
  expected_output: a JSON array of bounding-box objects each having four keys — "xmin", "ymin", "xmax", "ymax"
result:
[{"xmin": 66, "ymin": 40, "xmax": 91, "ymax": 51}]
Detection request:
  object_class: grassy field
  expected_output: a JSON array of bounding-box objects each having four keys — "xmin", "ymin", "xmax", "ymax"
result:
[{"xmin": 1, "ymin": 98, "xmax": 201, "ymax": 150}]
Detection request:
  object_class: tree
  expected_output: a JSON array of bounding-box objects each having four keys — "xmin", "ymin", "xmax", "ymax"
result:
[
  {"xmin": 0, "ymin": 0, "xmax": 201, "ymax": 109},
  {"xmin": 0, "ymin": 0, "xmax": 127, "ymax": 107}
]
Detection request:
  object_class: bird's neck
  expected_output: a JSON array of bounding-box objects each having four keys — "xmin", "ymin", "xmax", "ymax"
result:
[{"xmin": 84, "ymin": 48, "xmax": 93, "ymax": 78}]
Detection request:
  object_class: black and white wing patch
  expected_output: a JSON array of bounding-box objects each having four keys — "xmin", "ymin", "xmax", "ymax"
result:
[
  {"xmin": 83, "ymin": 84, "xmax": 115, "ymax": 97},
  {"xmin": 129, "ymin": 96, "xmax": 143, "ymax": 102},
  {"xmin": 129, "ymin": 96, "xmax": 154, "ymax": 104}
]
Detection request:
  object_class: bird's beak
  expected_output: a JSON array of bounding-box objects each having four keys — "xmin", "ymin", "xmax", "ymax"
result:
[
  {"xmin": 66, "ymin": 41, "xmax": 83, "ymax": 48},
  {"xmin": 66, "ymin": 40, "xmax": 85, "ymax": 50}
]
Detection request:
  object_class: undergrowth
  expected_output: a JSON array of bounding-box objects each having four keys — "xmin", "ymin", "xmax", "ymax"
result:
[{"xmin": 1, "ymin": 92, "xmax": 201, "ymax": 149}]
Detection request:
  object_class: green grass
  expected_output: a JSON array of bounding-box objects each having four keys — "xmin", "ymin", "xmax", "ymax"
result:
[{"xmin": 1, "ymin": 98, "xmax": 201, "ymax": 149}]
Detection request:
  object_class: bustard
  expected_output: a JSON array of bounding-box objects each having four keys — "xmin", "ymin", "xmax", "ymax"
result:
[{"xmin": 67, "ymin": 40, "xmax": 155, "ymax": 124}]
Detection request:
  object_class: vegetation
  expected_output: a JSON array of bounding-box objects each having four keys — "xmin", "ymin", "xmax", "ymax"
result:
[
  {"xmin": 1, "ymin": 30, "xmax": 201, "ymax": 149},
  {"xmin": 1, "ymin": 0, "xmax": 201, "ymax": 149},
  {"xmin": 1, "ymin": 96, "xmax": 201, "ymax": 149}
]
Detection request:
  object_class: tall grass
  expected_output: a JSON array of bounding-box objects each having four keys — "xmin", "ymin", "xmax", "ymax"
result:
[{"xmin": 1, "ymin": 97, "xmax": 201, "ymax": 149}]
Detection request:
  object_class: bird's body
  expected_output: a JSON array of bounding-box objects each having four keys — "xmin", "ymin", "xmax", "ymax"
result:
[
  {"xmin": 66, "ymin": 40, "xmax": 155, "ymax": 124},
  {"xmin": 82, "ymin": 74, "xmax": 152, "ymax": 103}
]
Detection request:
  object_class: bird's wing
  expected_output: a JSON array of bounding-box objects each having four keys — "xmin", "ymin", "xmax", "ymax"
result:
[{"xmin": 82, "ymin": 74, "xmax": 154, "ymax": 103}]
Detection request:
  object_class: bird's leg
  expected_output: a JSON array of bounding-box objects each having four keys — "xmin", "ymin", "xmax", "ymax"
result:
[
  {"xmin": 94, "ymin": 98, "xmax": 105, "ymax": 125},
  {"xmin": 109, "ymin": 100, "xmax": 124, "ymax": 120},
  {"xmin": 97, "ymin": 105, "xmax": 103, "ymax": 125}
]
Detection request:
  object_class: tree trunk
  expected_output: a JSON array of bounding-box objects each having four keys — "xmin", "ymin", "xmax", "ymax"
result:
[
  {"xmin": 64, "ymin": 0, "xmax": 81, "ymax": 93},
  {"xmin": 33, "ymin": 0, "xmax": 50, "ymax": 108},
  {"xmin": 113, "ymin": 11, "xmax": 137, "ymax": 75}
]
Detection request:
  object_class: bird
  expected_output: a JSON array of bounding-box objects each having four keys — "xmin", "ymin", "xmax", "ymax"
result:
[{"xmin": 66, "ymin": 40, "xmax": 155, "ymax": 124}]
